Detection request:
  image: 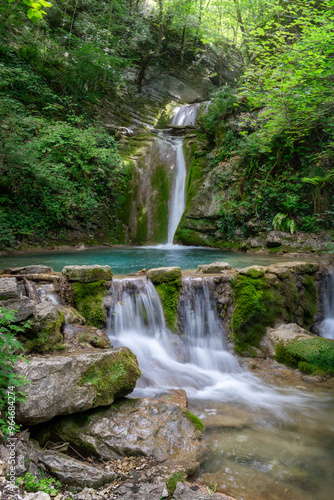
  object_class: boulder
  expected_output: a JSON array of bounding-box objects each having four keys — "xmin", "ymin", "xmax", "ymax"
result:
[
  {"xmin": 15, "ymin": 347, "xmax": 141, "ymax": 424},
  {"xmin": 23, "ymin": 493, "xmax": 51, "ymax": 500},
  {"xmin": 0, "ymin": 297, "xmax": 36, "ymax": 322},
  {"xmin": 238, "ymin": 265, "xmax": 267, "ymax": 278},
  {"xmin": 56, "ymin": 305, "xmax": 86, "ymax": 325},
  {"xmin": 38, "ymin": 450, "xmax": 116, "ymax": 488},
  {"xmin": 3, "ymin": 265, "xmax": 54, "ymax": 275},
  {"xmin": 265, "ymin": 231, "xmax": 283, "ymax": 248},
  {"xmin": 147, "ymin": 266, "xmax": 181, "ymax": 284},
  {"xmin": 173, "ymin": 482, "xmax": 235, "ymax": 500},
  {"xmin": 62, "ymin": 265, "xmax": 112, "ymax": 283},
  {"xmin": 0, "ymin": 277, "xmax": 20, "ymax": 300},
  {"xmin": 267, "ymin": 261, "xmax": 320, "ymax": 274},
  {"xmin": 196, "ymin": 262, "xmax": 232, "ymax": 273},
  {"xmin": 63, "ymin": 324, "xmax": 111, "ymax": 349},
  {"xmin": 27, "ymin": 302, "xmax": 65, "ymax": 352},
  {"xmin": 53, "ymin": 398, "xmax": 207, "ymax": 462}
]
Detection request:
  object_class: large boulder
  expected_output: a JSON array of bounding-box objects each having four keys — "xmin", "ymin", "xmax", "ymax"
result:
[
  {"xmin": 0, "ymin": 277, "xmax": 20, "ymax": 300},
  {"xmin": 0, "ymin": 297, "xmax": 36, "ymax": 322},
  {"xmin": 63, "ymin": 324, "xmax": 111, "ymax": 349},
  {"xmin": 15, "ymin": 347, "xmax": 141, "ymax": 424},
  {"xmin": 53, "ymin": 398, "xmax": 207, "ymax": 462},
  {"xmin": 62, "ymin": 265, "xmax": 112, "ymax": 283},
  {"xmin": 147, "ymin": 266, "xmax": 181, "ymax": 284},
  {"xmin": 26, "ymin": 302, "xmax": 65, "ymax": 352}
]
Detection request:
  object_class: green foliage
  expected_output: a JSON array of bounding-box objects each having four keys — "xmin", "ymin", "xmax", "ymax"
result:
[
  {"xmin": 16, "ymin": 471, "xmax": 61, "ymax": 496},
  {"xmin": 272, "ymin": 213, "xmax": 297, "ymax": 234},
  {"xmin": 0, "ymin": 308, "xmax": 29, "ymax": 437},
  {"xmin": 275, "ymin": 337, "xmax": 334, "ymax": 375},
  {"xmin": 166, "ymin": 472, "xmax": 186, "ymax": 496},
  {"xmin": 7, "ymin": 0, "xmax": 52, "ymax": 22}
]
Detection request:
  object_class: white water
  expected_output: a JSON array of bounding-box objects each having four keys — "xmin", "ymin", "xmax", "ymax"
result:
[
  {"xmin": 165, "ymin": 103, "xmax": 200, "ymax": 245},
  {"xmin": 171, "ymin": 103, "xmax": 201, "ymax": 127},
  {"xmin": 167, "ymin": 138, "xmax": 186, "ymax": 244},
  {"xmin": 36, "ymin": 283, "xmax": 63, "ymax": 305},
  {"xmin": 319, "ymin": 270, "xmax": 334, "ymax": 339},
  {"xmin": 107, "ymin": 276, "xmax": 314, "ymax": 415}
]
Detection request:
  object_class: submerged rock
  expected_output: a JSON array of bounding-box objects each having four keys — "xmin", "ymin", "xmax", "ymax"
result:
[
  {"xmin": 62, "ymin": 265, "xmax": 112, "ymax": 283},
  {"xmin": 53, "ymin": 398, "xmax": 207, "ymax": 462},
  {"xmin": 15, "ymin": 347, "xmax": 141, "ymax": 424}
]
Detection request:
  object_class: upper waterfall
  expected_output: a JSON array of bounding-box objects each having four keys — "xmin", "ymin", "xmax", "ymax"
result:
[
  {"xmin": 171, "ymin": 103, "xmax": 201, "ymax": 126},
  {"xmin": 320, "ymin": 270, "xmax": 334, "ymax": 339}
]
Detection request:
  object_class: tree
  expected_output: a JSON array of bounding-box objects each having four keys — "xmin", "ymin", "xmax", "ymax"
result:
[{"xmin": 6, "ymin": 0, "xmax": 52, "ymax": 21}]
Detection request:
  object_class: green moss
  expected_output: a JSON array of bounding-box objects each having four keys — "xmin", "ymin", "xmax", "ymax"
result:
[
  {"xmin": 155, "ymin": 279, "xmax": 181, "ymax": 332},
  {"xmin": 183, "ymin": 409, "xmax": 205, "ymax": 432},
  {"xmin": 300, "ymin": 274, "xmax": 317, "ymax": 326},
  {"xmin": 71, "ymin": 280, "xmax": 108, "ymax": 327},
  {"xmin": 232, "ymin": 274, "xmax": 283, "ymax": 354},
  {"xmin": 166, "ymin": 472, "xmax": 186, "ymax": 496},
  {"xmin": 136, "ymin": 205, "xmax": 148, "ymax": 243},
  {"xmin": 275, "ymin": 337, "xmax": 334, "ymax": 375},
  {"xmin": 150, "ymin": 164, "xmax": 172, "ymax": 243},
  {"xmin": 25, "ymin": 311, "xmax": 66, "ymax": 353},
  {"xmin": 79, "ymin": 350, "xmax": 141, "ymax": 406}
]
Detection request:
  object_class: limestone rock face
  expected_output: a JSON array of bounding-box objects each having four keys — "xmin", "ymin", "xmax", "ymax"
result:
[
  {"xmin": 62, "ymin": 265, "xmax": 112, "ymax": 283},
  {"xmin": 0, "ymin": 297, "xmax": 36, "ymax": 322},
  {"xmin": 54, "ymin": 398, "xmax": 207, "ymax": 462},
  {"xmin": 15, "ymin": 347, "xmax": 141, "ymax": 424},
  {"xmin": 0, "ymin": 277, "xmax": 20, "ymax": 299},
  {"xmin": 3, "ymin": 265, "xmax": 54, "ymax": 275},
  {"xmin": 147, "ymin": 267, "xmax": 182, "ymax": 284},
  {"xmin": 63, "ymin": 324, "xmax": 111, "ymax": 349},
  {"xmin": 196, "ymin": 262, "xmax": 232, "ymax": 274},
  {"xmin": 38, "ymin": 450, "xmax": 116, "ymax": 488}
]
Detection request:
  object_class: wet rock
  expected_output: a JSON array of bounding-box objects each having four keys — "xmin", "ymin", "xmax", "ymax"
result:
[
  {"xmin": 38, "ymin": 450, "xmax": 116, "ymax": 488},
  {"xmin": 0, "ymin": 277, "xmax": 20, "ymax": 300},
  {"xmin": 3, "ymin": 265, "xmax": 54, "ymax": 275},
  {"xmin": 27, "ymin": 302, "xmax": 65, "ymax": 352},
  {"xmin": 158, "ymin": 389, "xmax": 188, "ymax": 409},
  {"xmin": 147, "ymin": 266, "xmax": 181, "ymax": 284},
  {"xmin": 0, "ymin": 297, "xmax": 36, "ymax": 322},
  {"xmin": 173, "ymin": 481, "xmax": 236, "ymax": 499},
  {"xmin": 238, "ymin": 265, "xmax": 266, "ymax": 278},
  {"xmin": 63, "ymin": 324, "xmax": 111, "ymax": 349},
  {"xmin": 25, "ymin": 273, "xmax": 62, "ymax": 282},
  {"xmin": 267, "ymin": 261, "xmax": 320, "ymax": 274},
  {"xmin": 15, "ymin": 347, "xmax": 141, "ymax": 424},
  {"xmin": 62, "ymin": 265, "xmax": 112, "ymax": 283},
  {"xmin": 53, "ymin": 398, "xmax": 207, "ymax": 462},
  {"xmin": 265, "ymin": 231, "xmax": 283, "ymax": 247},
  {"xmin": 56, "ymin": 305, "xmax": 86, "ymax": 325},
  {"xmin": 196, "ymin": 262, "xmax": 232, "ymax": 273},
  {"xmin": 244, "ymin": 237, "xmax": 265, "ymax": 249}
]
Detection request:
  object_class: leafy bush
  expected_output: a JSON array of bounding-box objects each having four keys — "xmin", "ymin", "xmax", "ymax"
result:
[
  {"xmin": 16, "ymin": 471, "xmax": 61, "ymax": 496},
  {"xmin": 0, "ymin": 308, "xmax": 29, "ymax": 436}
]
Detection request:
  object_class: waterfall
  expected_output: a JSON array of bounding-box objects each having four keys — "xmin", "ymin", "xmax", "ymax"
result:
[
  {"xmin": 165, "ymin": 103, "xmax": 200, "ymax": 245},
  {"xmin": 36, "ymin": 283, "xmax": 63, "ymax": 305},
  {"xmin": 167, "ymin": 138, "xmax": 186, "ymax": 244},
  {"xmin": 107, "ymin": 276, "xmax": 308, "ymax": 411},
  {"xmin": 319, "ymin": 270, "xmax": 334, "ymax": 339}
]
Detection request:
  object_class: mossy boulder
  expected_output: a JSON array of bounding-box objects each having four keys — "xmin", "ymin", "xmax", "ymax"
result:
[
  {"xmin": 63, "ymin": 324, "xmax": 111, "ymax": 349},
  {"xmin": 239, "ymin": 265, "xmax": 267, "ymax": 279},
  {"xmin": 147, "ymin": 267, "xmax": 182, "ymax": 332},
  {"xmin": 52, "ymin": 398, "xmax": 207, "ymax": 462},
  {"xmin": 15, "ymin": 347, "xmax": 141, "ymax": 424},
  {"xmin": 62, "ymin": 265, "xmax": 112, "ymax": 283},
  {"xmin": 275, "ymin": 336, "xmax": 334, "ymax": 376},
  {"xmin": 26, "ymin": 302, "xmax": 66, "ymax": 353},
  {"xmin": 71, "ymin": 280, "xmax": 109, "ymax": 328}
]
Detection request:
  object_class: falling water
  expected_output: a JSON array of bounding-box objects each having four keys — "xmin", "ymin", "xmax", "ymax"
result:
[
  {"xmin": 319, "ymin": 270, "xmax": 334, "ymax": 339},
  {"xmin": 107, "ymin": 276, "xmax": 312, "ymax": 412},
  {"xmin": 35, "ymin": 283, "xmax": 63, "ymax": 305},
  {"xmin": 165, "ymin": 103, "xmax": 200, "ymax": 244}
]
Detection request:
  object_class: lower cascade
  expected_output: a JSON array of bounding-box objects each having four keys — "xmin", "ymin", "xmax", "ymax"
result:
[{"xmin": 107, "ymin": 276, "xmax": 312, "ymax": 412}]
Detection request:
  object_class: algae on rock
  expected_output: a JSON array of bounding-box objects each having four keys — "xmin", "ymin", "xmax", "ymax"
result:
[
  {"xmin": 147, "ymin": 267, "xmax": 182, "ymax": 332},
  {"xmin": 71, "ymin": 280, "xmax": 109, "ymax": 328}
]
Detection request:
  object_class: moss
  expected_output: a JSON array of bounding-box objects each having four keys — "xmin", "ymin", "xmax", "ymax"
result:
[
  {"xmin": 275, "ymin": 337, "xmax": 334, "ymax": 375},
  {"xmin": 155, "ymin": 279, "xmax": 182, "ymax": 332},
  {"xmin": 79, "ymin": 349, "xmax": 141, "ymax": 406},
  {"xmin": 183, "ymin": 409, "xmax": 205, "ymax": 432},
  {"xmin": 150, "ymin": 163, "xmax": 172, "ymax": 243},
  {"xmin": 174, "ymin": 227, "xmax": 218, "ymax": 247},
  {"xmin": 232, "ymin": 274, "xmax": 283, "ymax": 354},
  {"xmin": 279, "ymin": 275, "xmax": 299, "ymax": 322},
  {"xmin": 136, "ymin": 205, "xmax": 148, "ymax": 243},
  {"xmin": 71, "ymin": 280, "xmax": 108, "ymax": 327},
  {"xmin": 25, "ymin": 310, "xmax": 66, "ymax": 353},
  {"xmin": 166, "ymin": 472, "xmax": 186, "ymax": 496},
  {"xmin": 300, "ymin": 274, "xmax": 317, "ymax": 326}
]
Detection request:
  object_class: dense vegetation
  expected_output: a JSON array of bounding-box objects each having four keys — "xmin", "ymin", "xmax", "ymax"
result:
[
  {"xmin": 200, "ymin": 0, "xmax": 334, "ymax": 238},
  {"xmin": 1, "ymin": 0, "xmax": 333, "ymax": 249}
]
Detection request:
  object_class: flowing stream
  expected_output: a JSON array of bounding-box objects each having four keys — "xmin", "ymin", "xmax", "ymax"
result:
[{"xmin": 107, "ymin": 276, "xmax": 334, "ymax": 500}]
